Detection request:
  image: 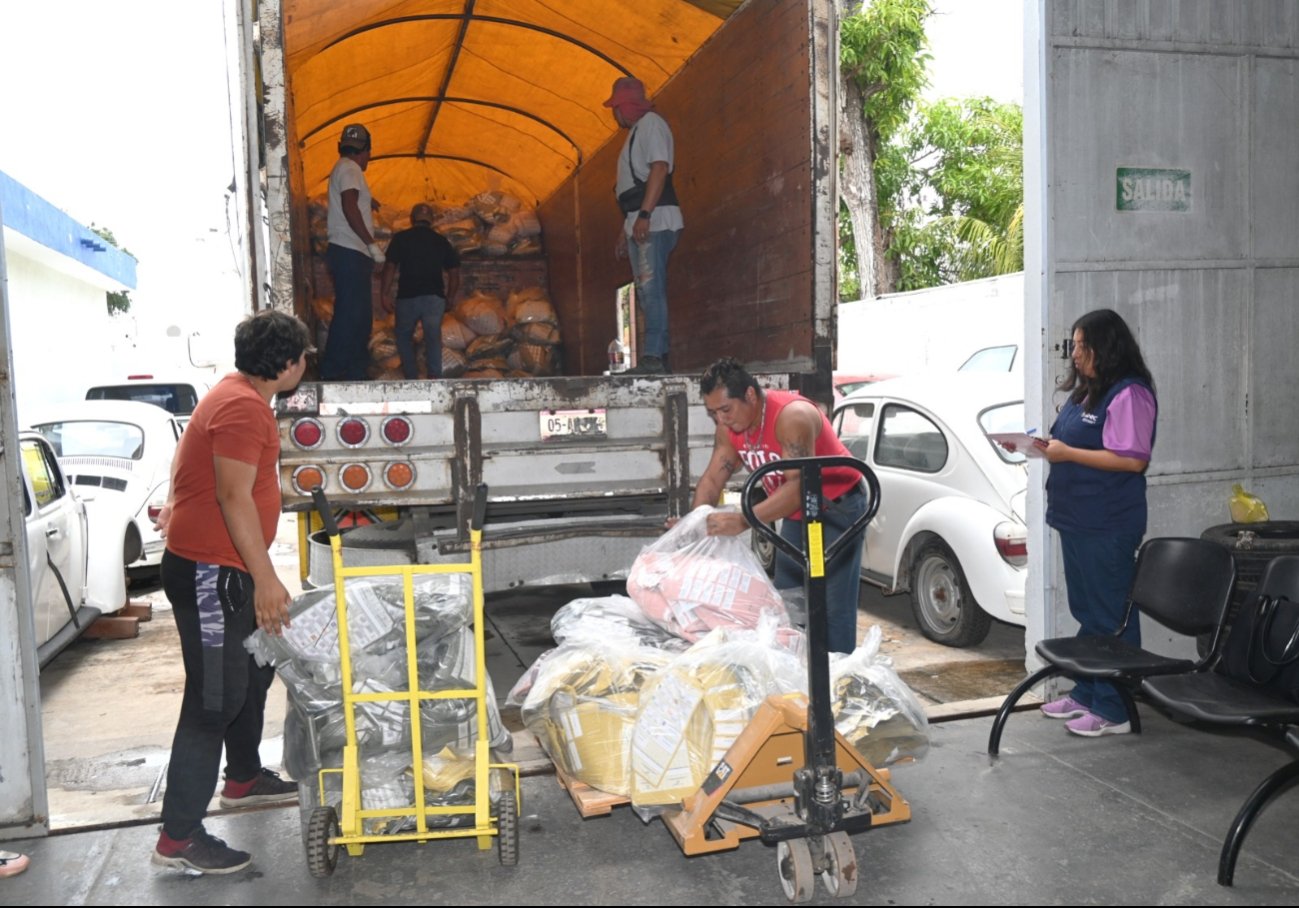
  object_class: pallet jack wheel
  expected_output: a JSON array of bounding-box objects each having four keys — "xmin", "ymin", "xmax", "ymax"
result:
[
  {"xmin": 820, "ymin": 832, "xmax": 859, "ymax": 898},
  {"xmin": 306, "ymin": 805, "xmax": 340, "ymax": 878},
  {"xmin": 777, "ymin": 838, "xmax": 815, "ymax": 903},
  {"xmin": 497, "ymin": 791, "xmax": 519, "ymax": 866}
]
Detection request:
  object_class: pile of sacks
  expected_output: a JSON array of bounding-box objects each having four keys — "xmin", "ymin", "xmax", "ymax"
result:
[
  {"xmin": 507, "ymin": 506, "xmax": 930, "ymax": 807},
  {"xmin": 307, "ymin": 190, "xmax": 542, "ymax": 259},
  {"xmin": 247, "ymin": 573, "xmax": 510, "ymax": 834}
]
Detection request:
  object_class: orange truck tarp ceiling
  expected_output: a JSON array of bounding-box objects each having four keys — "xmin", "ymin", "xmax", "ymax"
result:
[{"xmin": 282, "ymin": 0, "xmax": 743, "ymax": 210}]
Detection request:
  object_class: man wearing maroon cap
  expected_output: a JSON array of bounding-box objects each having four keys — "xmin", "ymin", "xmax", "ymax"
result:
[{"xmin": 605, "ymin": 76, "xmax": 683, "ymax": 375}]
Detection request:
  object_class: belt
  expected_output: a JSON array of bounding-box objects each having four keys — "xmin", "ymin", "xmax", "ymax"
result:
[{"xmin": 829, "ymin": 484, "xmax": 864, "ymax": 506}]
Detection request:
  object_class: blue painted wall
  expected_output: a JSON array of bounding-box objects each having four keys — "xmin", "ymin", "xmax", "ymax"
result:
[{"xmin": 0, "ymin": 170, "xmax": 137, "ymax": 289}]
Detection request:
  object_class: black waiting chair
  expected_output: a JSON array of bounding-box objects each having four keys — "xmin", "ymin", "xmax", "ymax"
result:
[
  {"xmin": 988, "ymin": 536, "xmax": 1236, "ymax": 755},
  {"xmin": 1141, "ymin": 555, "xmax": 1299, "ymax": 886}
]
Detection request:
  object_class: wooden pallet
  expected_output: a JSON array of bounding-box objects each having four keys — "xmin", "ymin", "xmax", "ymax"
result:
[{"xmin": 553, "ymin": 764, "xmax": 631, "ymax": 818}]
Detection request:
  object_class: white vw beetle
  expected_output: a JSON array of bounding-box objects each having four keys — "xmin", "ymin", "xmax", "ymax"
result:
[
  {"xmin": 19, "ymin": 432, "xmax": 126, "ymax": 666},
  {"xmin": 30, "ymin": 401, "xmax": 184, "ymax": 577},
  {"xmin": 832, "ymin": 372, "xmax": 1029, "ymax": 647}
]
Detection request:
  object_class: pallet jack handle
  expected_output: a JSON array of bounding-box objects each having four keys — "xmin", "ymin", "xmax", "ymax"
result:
[
  {"xmin": 470, "ymin": 483, "xmax": 489, "ymax": 532},
  {"xmin": 740, "ymin": 456, "xmax": 879, "ymax": 837},
  {"xmin": 310, "ymin": 485, "xmax": 340, "ymax": 538}
]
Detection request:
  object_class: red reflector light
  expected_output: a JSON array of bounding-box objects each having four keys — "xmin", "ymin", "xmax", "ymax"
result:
[
  {"xmin": 126, "ymin": 374, "xmax": 153, "ymax": 380},
  {"xmin": 381, "ymin": 416, "xmax": 412, "ymax": 445},
  {"xmin": 291, "ymin": 418, "xmax": 324, "ymax": 449},
  {"xmin": 994, "ymin": 523, "xmax": 1028, "ymax": 566},
  {"xmin": 147, "ymin": 504, "xmax": 163, "ymax": 520},
  {"xmin": 338, "ymin": 417, "xmax": 369, "ymax": 447}
]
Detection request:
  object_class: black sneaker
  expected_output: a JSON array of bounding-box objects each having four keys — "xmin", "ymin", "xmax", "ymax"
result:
[
  {"xmin": 219, "ymin": 768, "xmax": 299, "ymax": 808},
  {"xmin": 627, "ymin": 355, "xmax": 666, "ymax": 375},
  {"xmin": 152, "ymin": 827, "xmax": 251, "ymax": 875}
]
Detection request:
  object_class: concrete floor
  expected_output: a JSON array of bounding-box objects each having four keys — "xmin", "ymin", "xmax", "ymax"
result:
[{"xmin": 4, "ymin": 708, "xmax": 1298, "ymax": 905}]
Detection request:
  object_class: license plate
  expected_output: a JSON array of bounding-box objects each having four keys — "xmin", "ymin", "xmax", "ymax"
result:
[{"xmin": 540, "ymin": 408, "xmax": 607, "ymax": 440}]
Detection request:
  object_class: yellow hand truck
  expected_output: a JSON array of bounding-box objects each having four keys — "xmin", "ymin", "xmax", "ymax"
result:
[{"xmin": 304, "ymin": 484, "xmax": 521, "ymax": 876}]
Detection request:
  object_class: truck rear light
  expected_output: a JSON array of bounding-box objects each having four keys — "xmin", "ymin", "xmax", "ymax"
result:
[
  {"xmin": 293, "ymin": 465, "xmax": 326, "ymax": 494},
  {"xmin": 994, "ymin": 522, "xmax": 1028, "ymax": 567},
  {"xmin": 340, "ymin": 463, "xmax": 372, "ymax": 492},
  {"xmin": 337, "ymin": 417, "xmax": 369, "ymax": 447},
  {"xmin": 291, "ymin": 418, "xmax": 325, "ymax": 450},
  {"xmin": 384, "ymin": 461, "xmax": 415, "ymax": 490},
  {"xmin": 381, "ymin": 416, "xmax": 412, "ymax": 445}
]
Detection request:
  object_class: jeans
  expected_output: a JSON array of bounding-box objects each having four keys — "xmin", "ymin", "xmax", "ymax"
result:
[
  {"xmin": 1059, "ymin": 529, "xmax": 1143, "ymax": 724},
  {"xmin": 321, "ymin": 244, "xmax": 374, "ymax": 380},
  {"xmin": 395, "ymin": 294, "xmax": 446, "ymax": 378},
  {"xmin": 629, "ymin": 229, "xmax": 680, "ymax": 359},
  {"xmin": 160, "ymin": 551, "xmax": 275, "ymax": 839},
  {"xmin": 773, "ymin": 490, "xmax": 869, "ymax": 654}
]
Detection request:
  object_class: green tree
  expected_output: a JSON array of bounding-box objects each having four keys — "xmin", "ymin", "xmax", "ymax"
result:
[
  {"xmin": 838, "ymin": 0, "xmax": 932, "ymax": 299},
  {"xmin": 90, "ymin": 224, "xmax": 136, "ymax": 314},
  {"xmin": 883, "ymin": 97, "xmax": 1024, "ymax": 290}
]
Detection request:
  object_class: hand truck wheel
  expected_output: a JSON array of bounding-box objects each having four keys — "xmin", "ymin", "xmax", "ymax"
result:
[
  {"xmin": 497, "ymin": 791, "xmax": 519, "ymax": 866},
  {"xmin": 305, "ymin": 805, "xmax": 340, "ymax": 878}
]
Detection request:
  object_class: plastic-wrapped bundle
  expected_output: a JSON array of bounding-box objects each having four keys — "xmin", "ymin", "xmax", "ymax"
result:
[
  {"xmin": 369, "ymin": 329, "xmax": 398, "ymax": 366},
  {"xmin": 455, "ymin": 292, "xmax": 507, "ymax": 336},
  {"xmin": 469, "ymin": 190, "xmax": 517, "ymax": 224},
  {"xmin": 506, "ymin": 288, "xmax": 555, "ymax": 324},
  {"xmin": 463, "ymin": 365, "xmax": 508, "ymax": 379},
  {"xmin": 433, "ymin": 204, "xmax": 472, "ymax": 226},
  {"xmin": 551, "ymin": 595, "xmax": 689, "ymax": 651},
  {"xmin": 517, "ymin": 642, "xmax": 673, "ymax": 796},
  {"xmin": 441, "ymin": 312, "xmax": 476, "ymax": 351},
  {"xmin": 308, "ymin": 196, "xmax": 328, "ymax": 254},
  {"xmin": 627, "ymin": 506, "xmax": 792, "ymax": 643},
  {"xmin": 310, "ymin": 296, "xmax": 334, "ymax": 326},
  {"xmin": 512, "ymin": 320, "xmax": 561, "ymax": 346},
  {"xmin": 629, "ymin": 621, "xmax": 805, "ymax": 806},
  {"xmin": 440, "ymin": 216, "xmax": 482, "ymax": 251},
  {"xmin": 511, "ymin": 209, "xmax": 541, "ymax": 238},
  {"xmin": 516, "ymin": 343, "xmax": 561, "ymax": 375},
  {"xmin": 510, "ymin": 236, "xmax": 542, "ymax": 255},
  {"xmin": 829, "ymin": 626, "xmax": 930, "ymax": 768}
]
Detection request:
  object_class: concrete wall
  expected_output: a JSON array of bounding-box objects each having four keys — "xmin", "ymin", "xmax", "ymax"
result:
[
  {"xmin": 1030, "ymin": 0, "xmax": 1299, "ymax": 660},
  {"xmin": 837, "ymin": 273, "xmax": 1024, "ymax": 375}
]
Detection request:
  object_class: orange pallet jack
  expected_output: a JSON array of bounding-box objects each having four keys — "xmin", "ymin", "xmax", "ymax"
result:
[{"xmin": 658, "ymin": 456, "xmax": 911, "ymax": 902}]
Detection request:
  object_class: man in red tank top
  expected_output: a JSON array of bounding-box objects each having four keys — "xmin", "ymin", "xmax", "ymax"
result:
[{"xmin": 693, "ymin": 358, "xmax": 867, "ymax": 653}]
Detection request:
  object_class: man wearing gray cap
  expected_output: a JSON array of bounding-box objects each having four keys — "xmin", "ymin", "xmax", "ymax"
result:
[
  {"xmin": 321, "ymin": 123, "xmax": 384, "ymax": 380},
  {"xmin": 381, "ymin": 203, "xmax": 461, "ymax": 378},
  {"xmin": 606, "ymin": 76, "xmax": 683, "ymax": 375}
]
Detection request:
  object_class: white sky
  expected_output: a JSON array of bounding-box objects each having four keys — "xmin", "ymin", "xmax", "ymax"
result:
[
  {"xmin": 0, "ymin": 1, "xmax": 1023, "ymax": 353},
  {"xmin": 0, "ymin": 0, "xmax": 246, "ymax": 350}
]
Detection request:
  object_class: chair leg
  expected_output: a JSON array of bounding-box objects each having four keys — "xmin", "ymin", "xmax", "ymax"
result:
[
  {"xmin": 1115, "ymin": 683, "xmax": 1142, "ymax": 735},
  {"xmin": 1218, "ymin": 759, "xmax": 1299, "ymax": 886},
  {"xmin": 987, "ymin": 665, "xmax": 1060, "ymax": 756}
]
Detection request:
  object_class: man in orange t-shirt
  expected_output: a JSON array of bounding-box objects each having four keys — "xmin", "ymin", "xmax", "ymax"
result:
[{"xmin": 151, "ymin": 311, "xmax": 310, "ymax": 875}]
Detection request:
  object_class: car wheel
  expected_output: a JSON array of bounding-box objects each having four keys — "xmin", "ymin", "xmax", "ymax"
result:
[
  {"xmin": 123, "ymin": 522, "xmax": 143, "ymax": 566},
  {"xmin": 910, "ymin": 539, "xmax": 992, "ymax": 647}
]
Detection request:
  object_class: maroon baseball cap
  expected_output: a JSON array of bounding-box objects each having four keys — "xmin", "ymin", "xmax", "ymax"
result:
[{"xmin": 603, "ymin": 77, "xmax": 647, "ymax": 108}]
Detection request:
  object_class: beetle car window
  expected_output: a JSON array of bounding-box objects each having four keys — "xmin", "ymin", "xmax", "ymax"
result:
[
  {"xmin": 979, "ymin": 401, "xmax": 1029, "ymax": 464},
  {"xmin": 34, "ymin": 420, "xmax": 147, "ymax": 460},
  {"xmin": 21, "ymin": 438, "xmax": 66, "ymax": 509},
  {"xmin": 875, "ymin": 405, "xmax": 948, "ymax": 473},
  {"xmin": 833, "ymin": 402, "xmax": 876, "ymax": 461}
]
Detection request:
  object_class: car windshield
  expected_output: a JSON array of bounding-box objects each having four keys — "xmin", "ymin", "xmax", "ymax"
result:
[
  {"xmin": 33, "ymin": 420, "xmax": 146, "ymax": 460},
  {"xmin": 979, "ymin": 401, "xmax": 1028, "ymax": 464},
  {"xmin": 87, "ymin": 383, "xmax": 199, "ymax": 415}
]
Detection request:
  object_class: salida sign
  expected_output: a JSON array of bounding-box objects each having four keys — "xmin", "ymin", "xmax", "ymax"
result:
[{"xmin": 1116, "ymin": 167, "xmax": 1191, "ymax": 212}]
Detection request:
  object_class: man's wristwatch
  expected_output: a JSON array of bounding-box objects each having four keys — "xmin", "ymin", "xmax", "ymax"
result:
[{"xmin": 637, "ymin": 210, "xmax": 652, "ymax": 220}]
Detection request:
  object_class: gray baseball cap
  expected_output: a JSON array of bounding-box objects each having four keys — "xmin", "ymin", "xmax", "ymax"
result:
[{"xmin": 339, "ymin": 123, "xmax": 371, "ymax": 151}]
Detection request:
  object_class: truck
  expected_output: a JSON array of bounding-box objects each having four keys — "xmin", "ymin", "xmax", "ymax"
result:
[{"xmin": 234, "ymin": 0, "xmax": 839, "ymax": 590}]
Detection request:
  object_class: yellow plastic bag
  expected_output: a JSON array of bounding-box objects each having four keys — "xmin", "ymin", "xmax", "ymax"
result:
[{"xmin": 1229, "ymin": 483, "xmax": 1269, "ymax": 523}]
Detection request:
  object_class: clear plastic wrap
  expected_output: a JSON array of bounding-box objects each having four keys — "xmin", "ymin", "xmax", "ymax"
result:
[
  {"xmin": 517, "ymin": 640, "xmax": 673, "ymax": 796},
  {"xmin": 629, "ymin": 619, "xmax": 805, "ymax": 806},
  {"xmin": 627, "ymin": 506, "xmax": 791, "ymax": 642},
  {"xmin": 550, "ymin": 594, "xmax": 689, "ymax": 651},
  {"xmin": 829, "ymin": 626, "xmax": 930, "ymax": 768}
]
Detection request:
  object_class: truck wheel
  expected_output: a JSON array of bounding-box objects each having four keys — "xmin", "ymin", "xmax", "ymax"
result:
[{"xmin": 910, "ymin": 539, "xmax": 992, "ymax": 647}]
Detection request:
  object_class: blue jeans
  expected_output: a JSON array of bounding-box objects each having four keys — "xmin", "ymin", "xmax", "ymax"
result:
[
  {"xmin": 395, "ymin": 294, "xmax": 446, "ymax": 378},
  {"xmin": 630, "ymin": 229, "xmax": 680, "ymax": 359},
  {"xmin": 774, "ymin": 490, "xmax": 868, "ymax": 654},
  {"xmin": 1059, "ymin": 529, "xmax": 1143, "ymax": 724},
  {"xmin": 321, "ymin": 244, "xmax": 374, "ymax": 380}
]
